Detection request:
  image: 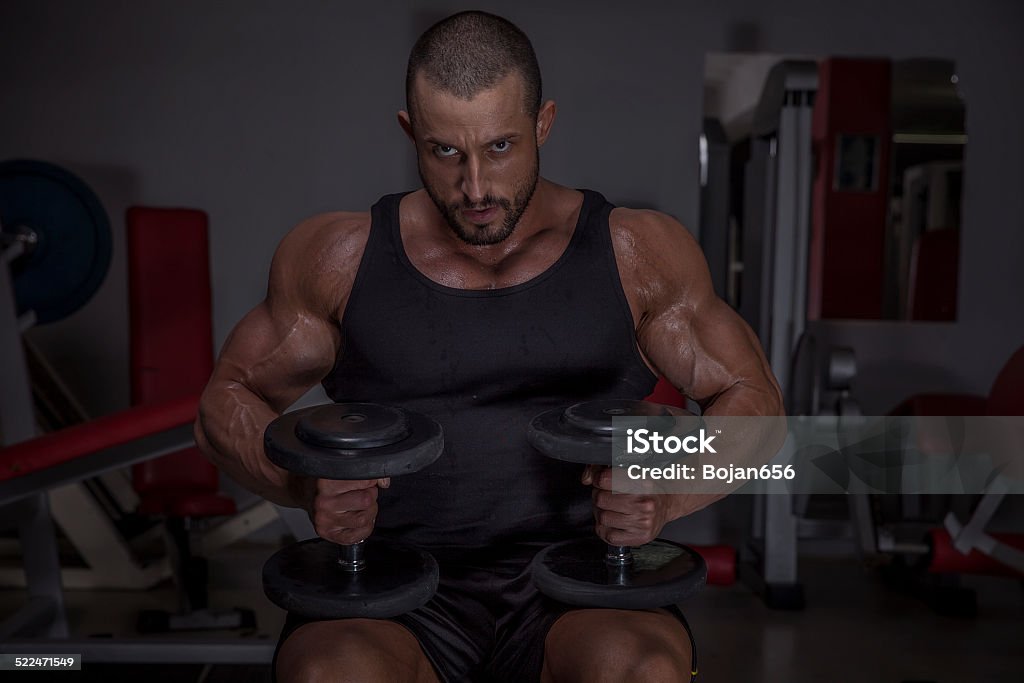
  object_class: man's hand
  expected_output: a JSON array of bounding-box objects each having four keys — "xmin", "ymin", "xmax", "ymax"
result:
[
  {"xmin": 582, "ymin": 465, "xmax": 673, "ymax": 546},
  {"xmin": 302, "ymin": 478, "xmax": 391, "ymax": 545}
]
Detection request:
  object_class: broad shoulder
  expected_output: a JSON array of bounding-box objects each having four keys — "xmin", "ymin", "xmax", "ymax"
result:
[
  {"xmin": 608, "ymin": 207, "xmax": 711, "ymax": 298},
  {"xmin": 277, "ymin": 211, "xmax": 371, "ymax": 266},
  {"xmin": 269, "ymin": 211, "xmax": 372, "ymax": 319}
]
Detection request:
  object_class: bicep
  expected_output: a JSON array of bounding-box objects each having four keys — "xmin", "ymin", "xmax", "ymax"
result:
[
  {"xmin": 627, "ymin": 216, "xmax": 780, "ymax": 415},
  {"xmin": 640, "ymin": 296, "xmax": 776, "ymax": 412},
  {"xmin": 210, "ymin": 297, "xmax": 340, "ymax": 414},
  {"xmin": 206, "ymin": 215, "xmax": 356, "ymax": 413}
]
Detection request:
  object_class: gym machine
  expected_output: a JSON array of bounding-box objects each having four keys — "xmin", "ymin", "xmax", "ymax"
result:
[
  {"xmin": 0, "ymin": 160, "xmax": 271, "ymax": 662},
  {"xmin": 701, "ymin": 60, "xmax": 820, "ymax": 609},
  {"xmin": 701, "ymin": 57, "xmax": 1023, "ymax": 610}
]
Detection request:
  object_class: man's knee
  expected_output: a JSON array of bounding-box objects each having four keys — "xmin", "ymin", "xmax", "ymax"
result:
[
  {"xmin": 591, "ymin": 625, "xmax": 690, "ymax": 682},
  {"xmin": 545, "ymin": 609, "xmax": 692, "ymax": 683},
  {"xmin": 277, "ymin": 618, "xmax": 434, "ymax": 683},
  {"xmin": 277, "ymin": 619, "xmax": 381, "ymax": 683},
  {"xmin": 622, "ymin": 649, "xmax": 692, "ymax": 682}
]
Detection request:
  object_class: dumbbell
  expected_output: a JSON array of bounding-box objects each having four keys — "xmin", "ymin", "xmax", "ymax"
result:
[
  {"xmin": 527, "ymin": 399, "xmax": 707, "ymax": 609},
  {"xmin": 262, "ymin": 402, "xmax": 443, "ymax": 619}
]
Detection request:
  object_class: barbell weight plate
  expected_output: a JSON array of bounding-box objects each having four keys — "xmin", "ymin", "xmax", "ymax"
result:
[
  {"xmin": 294, "ymin": 402, "xmax": 410, "ymax": 449},
  {"xmin": 531, "ymin": 537, "xmax": 707, "ymax": 609},
  {"xmin": 563, "ymin": 399, "xmax": 675, "ymax": 434},
  {"xmin": 265, "ymin": 403, "xmax": 443, "ymax": 480},
  {"xmin": 528, "ymin": 399, "xmax": 700, "ymax": 466},
  {"xmin": 0, "ymin": 159, "xmax": 112, "ymax": 324},
  {"xmin": 262, "ymin": 537, "xmax": 439, "ymax": 619}
]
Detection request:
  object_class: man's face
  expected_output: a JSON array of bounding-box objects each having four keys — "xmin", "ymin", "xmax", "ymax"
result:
[{"xmin": 403, "ymin": 72, "xmax": 544, "ymax": 246}]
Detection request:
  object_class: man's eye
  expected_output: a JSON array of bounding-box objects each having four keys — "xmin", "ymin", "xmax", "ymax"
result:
[
  {"xmin": 491, "ymin": 140, "xmax": 510, "ymax": 152},
  {"xmin": 435, "ymin": 145, "xmax": 459, "ymax": 158}
]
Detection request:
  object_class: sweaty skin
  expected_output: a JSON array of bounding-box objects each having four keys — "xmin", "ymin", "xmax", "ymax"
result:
[{"xmin": 195, "ymin": 70, "xmax": 783, "ymax": 682}]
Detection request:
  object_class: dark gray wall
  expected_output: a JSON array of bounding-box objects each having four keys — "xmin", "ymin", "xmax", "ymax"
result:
[{"xmin": 2, "ymin": 0, "xmax": 1022, "ymax": 417}]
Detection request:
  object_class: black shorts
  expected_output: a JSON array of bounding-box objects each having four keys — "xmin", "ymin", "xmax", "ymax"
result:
[{"xmin": 271, "ymin": 551, "xmax": 698, "ymax": 683}]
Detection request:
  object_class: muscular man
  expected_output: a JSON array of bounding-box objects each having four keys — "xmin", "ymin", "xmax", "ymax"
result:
[{"xmin": 196, "ymin": 11, "xmax": 782, "ymax": 683}]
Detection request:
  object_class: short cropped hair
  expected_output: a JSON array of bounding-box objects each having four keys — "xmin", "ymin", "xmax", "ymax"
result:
[{"xmin": 406, "ymin": 11, "xmax": 542, "ymax": 121}]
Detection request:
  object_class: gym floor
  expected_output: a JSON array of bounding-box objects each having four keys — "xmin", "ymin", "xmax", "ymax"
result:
[{"xmin": 1, "ymin": 540, "xmax": 1021, "ymax": 682}]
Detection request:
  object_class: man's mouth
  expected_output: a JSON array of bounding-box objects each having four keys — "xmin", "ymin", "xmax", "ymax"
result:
[{"xmin": 461, "ymin": 206, "xmax": 498, "ymax": 224}]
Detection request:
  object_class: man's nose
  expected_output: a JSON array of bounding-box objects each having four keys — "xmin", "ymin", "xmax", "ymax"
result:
[{"xmin": 460, "ymin": 156, "xmax": 487, "ymax": 205}]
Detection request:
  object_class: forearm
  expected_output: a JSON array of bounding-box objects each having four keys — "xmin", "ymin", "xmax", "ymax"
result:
[
  {"xmin": 701, "ymin": 377, "xmax": 783, "ymax": 419},
  {"xmin": 699, "ymin": 322, "xmax": 784, "ymax": 420},
  {"xmin": 194, "ymin": 380, "xmax": 311, "ymax": 509},
  {"xmin": 665, "ymin": 381, "xmax": 786, "ymax": 522}
]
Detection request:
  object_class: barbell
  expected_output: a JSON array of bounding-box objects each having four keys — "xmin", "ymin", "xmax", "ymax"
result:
[{"xmin": 0, "ymin": 159, "xmax": 112, "ymax": 325}]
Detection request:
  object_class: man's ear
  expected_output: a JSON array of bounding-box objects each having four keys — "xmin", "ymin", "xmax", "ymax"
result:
[
  {"xmin": 397, "ymin": 110, "xmax": 415, "ymax": 142},
  {"xmin": 535, "ymin": 100, "xmax": 557, "ymax": 147}
]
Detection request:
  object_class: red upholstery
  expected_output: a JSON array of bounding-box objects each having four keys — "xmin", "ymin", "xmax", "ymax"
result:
[
  {"xmin": 890, "ymin": 345, "xmax": 1024, "ymax": 462},
  {"xmin": 808, "ymin": 58, "xmax": 892, "ymax": 320},
  {"xmin": 127, "ymin": 208, "xmax": 213, "ymax": 407},
  {"xmin": 0, "ymin": 395, "xmax": 198, "ymax": 481},
  {"xmin": 987, "ymin": 346, "xmax": 1024, "ymax": 417},
  {"xmin": 691, "ymin": 544, "xmax": 737, "ymax": 586},
  {"xmin": 890, "ymin": 394, "xmax": 988, "ymax": 417},
  {"xmin": 927, "ymin": 528, "xmax": 1024, "ymax": 577},
  {"xmin": 890, "ymin": 345, "xmax": 1024, "ymax": 418},
  {"xmin": 908, "ymin": 228, "xmax": 959, "ymax": 321},
  {"xmin": 644, "ymin": 376, "xmax": 687, "ymax": 409},
  {"xmin": 126, "ymin": 207, "xmax": 234, "ymax": 517}
]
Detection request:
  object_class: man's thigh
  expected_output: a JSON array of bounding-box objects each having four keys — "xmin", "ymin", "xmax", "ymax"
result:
[
  {"xmin": 541, "ymin": 608, "xmax": 695, "ymax": 683},
  {"xmin": 275, "ymin": 618, "xmax": 440, "ymax": 683}
]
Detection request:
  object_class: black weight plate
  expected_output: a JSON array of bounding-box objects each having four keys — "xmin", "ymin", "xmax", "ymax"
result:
[
  {"xmin": 0, "ymin": 159, "xmax": 112, "ymax": 324},
  {"xmin": 528, "ymin": 399, "xmax": 699, "ymax": 466},
  {"xmin": 528, "ymin": 404, "xmax": 612, "ymax": 465},
  {"xmin": 295, "ymin": 403, "xmax": 409, "ymax": 449},
  {"xmin": 262, "ymin": 537, "xmax": 439, "ymax": 619},
  {"xmin": 563, "ymin": 399, "xmax": 675, "ymax": 435},
  {"xmin": 531, "ymin": 537, "xmax": 707, "ymax": 609},
  {"xmin": 265, "ymin": 403, "xmax": 443, "ymax": 479}
]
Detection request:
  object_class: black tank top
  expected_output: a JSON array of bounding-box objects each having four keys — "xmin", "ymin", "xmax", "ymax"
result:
[{"xmin": 323, "ymin": 190, "xmax": 657, "ymax": 564}]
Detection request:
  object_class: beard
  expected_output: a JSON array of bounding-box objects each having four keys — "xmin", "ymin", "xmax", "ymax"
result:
[{"xmin": 419, "ymin": 156, "xmax": 539, "ymax": 247}]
